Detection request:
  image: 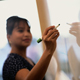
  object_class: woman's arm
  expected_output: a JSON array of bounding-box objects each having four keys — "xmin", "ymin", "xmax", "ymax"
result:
[{"xmin": 15, "ymin": 26, "xmax": 59, "ymax": 80}]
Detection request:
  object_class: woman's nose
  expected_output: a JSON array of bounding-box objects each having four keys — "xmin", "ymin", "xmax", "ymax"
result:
[{"xmin": 24, "ymin": 31, "xmax": 30, "ymax": 36}]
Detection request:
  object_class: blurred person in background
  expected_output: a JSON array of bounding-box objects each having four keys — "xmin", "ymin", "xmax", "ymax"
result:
[{"xmin": 69, "ymin": 22, "xmax": 80, "ymax": 80}]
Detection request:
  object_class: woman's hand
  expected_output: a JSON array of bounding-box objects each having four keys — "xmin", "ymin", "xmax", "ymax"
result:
[{"xmin": 42, "ymin": 26, "xmax": 59, "ymax": 54}]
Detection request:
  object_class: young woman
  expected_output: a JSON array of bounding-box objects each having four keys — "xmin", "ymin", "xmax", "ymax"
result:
[{"xmin": 2, "ymin": 16, "xmax": 59, "ymax": 80}]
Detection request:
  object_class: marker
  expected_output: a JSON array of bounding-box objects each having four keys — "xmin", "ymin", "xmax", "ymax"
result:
[
  {"xmin": 67, "ymin": 23, "xmax": 80, "ymax": 26},
  {"xmin": 37, "ymin": 24, "xmax": 60, "ymax": 43},
  {"xmin": 66, "ymin": 23, "xmax": 72, "ymax": 26}
]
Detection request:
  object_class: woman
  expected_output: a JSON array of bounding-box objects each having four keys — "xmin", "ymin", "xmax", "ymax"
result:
[{"xmin": 2, "ymin": 16, "xmax": 59, "ymax": 80}]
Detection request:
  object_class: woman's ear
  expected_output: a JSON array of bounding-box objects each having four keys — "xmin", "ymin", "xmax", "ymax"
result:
[
  {"xmin": 7, "ymin": 34, "xmax": 12, "ymax": 46},
  {"xmin": 7, "ymin": 34, "xmax": 11, "ymax": 42}
]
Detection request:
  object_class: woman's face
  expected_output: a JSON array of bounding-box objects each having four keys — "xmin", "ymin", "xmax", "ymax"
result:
[{"xmin": 8, "ymin": 21, "xmax": 32, "ymax": 48}]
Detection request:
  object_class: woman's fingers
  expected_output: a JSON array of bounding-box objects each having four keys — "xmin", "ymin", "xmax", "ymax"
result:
[
  {"xmin": 43, "ymin": 29, "xmax": 59, "ymax": 41},
  {"xmin": 47, "ymin": 32, "xmax": 59, "ymax": 41},
  {"xmin": 69, "ymin": 30, "xmax": 77, "ymax": 37},
  {"xmin": 70, "ymin": 27, "xmax": 79, "ymax": 32}
]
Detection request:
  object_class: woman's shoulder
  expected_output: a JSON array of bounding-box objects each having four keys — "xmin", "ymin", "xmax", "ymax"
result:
[
  {"xmin": 3, "ymin": 53, "xmax": 34, "ymax": 71},
  {"xmin": 2, "ymin": 53, "xmax": 34, "ymax": 80},
  {"xmin": 3, "ymin": 53, "xmax": 23, "ymax": 65},
  {"xmin": 3, "ymin": 53, "xmax": 23, "ymax": 70},
  {"xmin": 2, "ymin": 53, "xmax": 24, "ymax": 80}
]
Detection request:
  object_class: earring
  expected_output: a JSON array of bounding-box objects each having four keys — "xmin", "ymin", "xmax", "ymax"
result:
[{"xmin": 9, "ymin": 41, "xmax": 11, "ymax": 44}]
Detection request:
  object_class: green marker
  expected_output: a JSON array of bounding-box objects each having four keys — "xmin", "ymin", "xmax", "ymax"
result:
[
  {"xmin": 37, "ymin": 24, "xmax": 60, "ymax": 43},
  {"xmin": 37, "ymin": 38, "xmax": 42, "ymax": 43}
]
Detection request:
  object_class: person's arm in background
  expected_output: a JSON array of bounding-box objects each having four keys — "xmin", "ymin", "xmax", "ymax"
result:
[{"xmin": 15, "ymin": 26, "xmax": 59, "ymax": 80}]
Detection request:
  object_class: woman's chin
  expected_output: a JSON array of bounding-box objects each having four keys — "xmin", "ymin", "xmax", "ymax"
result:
[
  {"xmin": 23, "ymin": 43, "xmax": 31, "ymax": 47},
  {"xmin": 16, "ymin": 42, "xmax": 31, "ymax": 48}
]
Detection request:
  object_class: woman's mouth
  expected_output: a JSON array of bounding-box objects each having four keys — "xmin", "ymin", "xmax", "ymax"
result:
[{"xmin": 23, "ymin": 39, "xmax": 31, "ymax": 42}]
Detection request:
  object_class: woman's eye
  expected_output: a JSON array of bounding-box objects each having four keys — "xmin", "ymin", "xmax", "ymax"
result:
[
  {"xmin": 28, "ymin": 30, "xmax": 30, "ymax": 33},
  {"xmin": 18, "ymin": 30, "xmax": 23, "ymax": 32}
]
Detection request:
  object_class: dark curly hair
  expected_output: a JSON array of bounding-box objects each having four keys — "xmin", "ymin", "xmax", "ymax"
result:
[
  {"xmin": 6, "ymin": 16, "xmax": 30, "ymax": 35},
  {"xmin": 6, "ymin": 16, "xmax": 30, "ymax": 46}
]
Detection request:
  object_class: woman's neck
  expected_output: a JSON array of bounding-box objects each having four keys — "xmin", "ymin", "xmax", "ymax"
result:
[{"xmin": 10, "ymin": 46, "xmax": 27, "ymax": 58}]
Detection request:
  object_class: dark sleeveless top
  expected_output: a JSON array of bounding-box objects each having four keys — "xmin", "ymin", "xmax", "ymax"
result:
[{"xmin": 2, "ymin": 53, "xmax": 45, "ymax": 80}]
